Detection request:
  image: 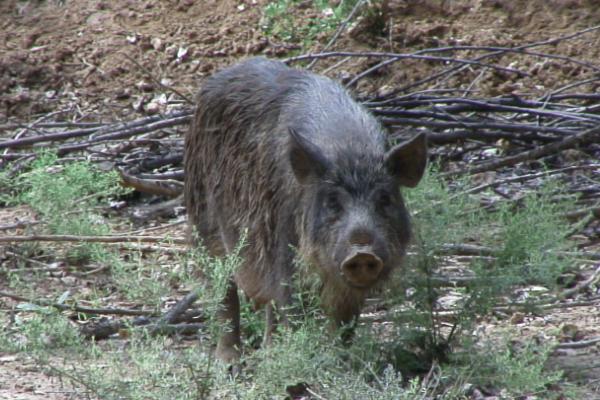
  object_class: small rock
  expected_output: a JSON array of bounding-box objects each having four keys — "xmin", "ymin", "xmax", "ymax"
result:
[
  {"xmin": 177, "ymin": 46, "xmax": 189, "ymax": 61},
  {"xmin": 246, "ymin": 38, "xmax": 268, "ymax": 54},
  {"xmin": 560, "ymin": 323, "xmax": 584, "ymax": 342},
  {"xmin": 114, "ymin": 88, "xmax": 131, "ymax": 100},
  {"xmin": 376, "ymin": 84, "xmax": 394, "ymax": 98},
  {"xmin": 145, "ymin": 101, "xmax": 161, "ymax": 115},
  {"xmin": 337, "ymin": 70, "xmax": 353, "ymax": 84},
  {"xmin": 151, "ymin": 37, "xmax": 164, "ymax": 51},
  {"xmin": 198, "ymin": 62, "xmax": 214, "ymax": 73},
  {"xmin": 202, "ymin": 35, "xmax": 219, "ymax": 45},
  {"xmin": 132, "ymin": 95, "xmax": 149, "ymax": 112},
  {"xmin": 21, "ymin": 32, "xmax": 39, "ymax": 49},
  {"xmin": 562, "ymin": 149, "xmax": 586, "ymax": 162},
  {"xmin": 136, "ymin": 80, "xmax": 154, "ymax": 92},
  {"xmin": 510, "ymin": 312, "xmax": 525, "ymax": 324},
  {"xmin": 176, "ymin": 0, "xmax": 194, "ymax": 11},
  {"xmin": 138, "ymin": 36, "xmax": 153, "ymax": 51},
  {"xmin": 165, "ymin": 44, "xmax": 178, "ymax": 59}
]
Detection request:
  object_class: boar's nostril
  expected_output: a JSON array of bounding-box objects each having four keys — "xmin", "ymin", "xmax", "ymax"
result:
[
  {"xmin": 340, "ymin": 251, "xmax": 384, "ymax": 288},
  {"xmin": 346, "ymin": 262, "xmax": 359, "ymax": 271}
]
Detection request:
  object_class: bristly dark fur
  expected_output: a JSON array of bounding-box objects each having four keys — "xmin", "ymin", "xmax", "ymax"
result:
[{"xmin": 184, "ymin": 57, "xmax": 422, "ymax": 332}]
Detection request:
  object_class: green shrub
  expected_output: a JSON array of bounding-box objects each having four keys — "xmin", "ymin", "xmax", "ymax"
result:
[
  {"xmin": 453, "ymin": 336, "xmax": 563, "ymax": 397},
  {"xmin": 7, "ymin": 152, "xmax": 129, "ymax": 263},
  {"xmin": 261, "ymin": 0, "xmax": 366, "ymax": 45}
]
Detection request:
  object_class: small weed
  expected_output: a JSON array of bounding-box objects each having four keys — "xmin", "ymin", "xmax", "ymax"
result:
[
  {"xmin": 0, "ymin": 309, "xmax": 81, "ymax": 353},
  {"xmin": 261, "ymin": 0, "xmax": 365, "ymax": 46},
  {"xmin": 494, "ymin": 185, "xmax": 571, "ymax": 287},
  {"xmin": 453, "ymin": 335, "xmax": 563, "ymax": 397},
  {"xmin": 392, "ymin": 166, "xmax": 573, "ymax": 392},
  {"xmin": 8, "ymin": 151, "xmax": 129, "ymax": 263}
]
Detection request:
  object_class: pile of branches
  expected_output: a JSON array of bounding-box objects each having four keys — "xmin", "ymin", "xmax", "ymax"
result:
[{"xmin": 1, "ymin": 27, "xmax": 599, "ymax": 196}]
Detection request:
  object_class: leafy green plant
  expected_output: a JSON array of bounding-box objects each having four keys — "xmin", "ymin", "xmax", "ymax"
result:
[
  {"xmin": 453, "ymin": 336, "xmax": 563, "ymax": 397},
  {"xmin": 261, "ymin": 0, "xmax": 365, "ymax": 46},
  {"xmin": 384, "ymin": 166, "xmax": 575, "ymax": 386},
  {"xmin": 0, "ymin": 309, "xmax": 81, "ymax": 353},
  {"xmin": 8, "ymin": 152, "xmax": 129, "ymax": 263},
  {"xmin": 494, "ymin": 186, "xmax": 572, "ymax": 287}
]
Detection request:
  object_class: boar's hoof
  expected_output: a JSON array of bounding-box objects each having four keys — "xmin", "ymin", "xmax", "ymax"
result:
[{"xmin": 215, "ymin": 340, "xmax": 241, "ymax": 365}]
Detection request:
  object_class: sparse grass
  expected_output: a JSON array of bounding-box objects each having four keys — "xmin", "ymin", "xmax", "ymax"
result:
[
  {"xmin": 1, "ymin": 154, "xmax": 199, "ymax": 305},
  {"xmin": 0, "ymin": 309, "xmax": 80, "ymax": 353},
  {"xmin": 0, "ymin": 159, "xmax": 577, "ymax": 398},
  {"xmin": 6, "ymin": 151, "xmax": 129, "ymax": 264},
  {"xmin": 453, "ymin": 335, "xmax": 564, "ymax": 397}
]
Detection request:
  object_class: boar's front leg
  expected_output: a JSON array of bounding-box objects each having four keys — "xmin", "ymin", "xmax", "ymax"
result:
[
  {"xmin": 263, "ymin": 302, "xmax": 276, "ymax": 347},
  {"xmin": 262, "ymin": 257, "xmax": 295, "ymax": 348}
]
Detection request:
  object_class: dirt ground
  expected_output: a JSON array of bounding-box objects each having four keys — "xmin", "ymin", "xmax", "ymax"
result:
[
  {"xmin": 1, "ymin": 0, "xmax": 600, "ymax": 398},
  {"xmin": 2, "ymin": 0, "xmax": 600, "ymax": 122}
]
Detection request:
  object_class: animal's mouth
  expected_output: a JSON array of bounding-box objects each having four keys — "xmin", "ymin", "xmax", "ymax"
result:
[{"xmin": 342, "ymin": 279, "xmax": 373, "ymax": 290}]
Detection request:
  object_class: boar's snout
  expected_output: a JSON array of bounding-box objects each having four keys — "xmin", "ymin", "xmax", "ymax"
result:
[
  {"xmin": 340, "ymin": 249, "xmax": 384, "ymax": 288},
  {"xmin": 338, "ymin": 227, "xmax": 387, "ymax": 288}
]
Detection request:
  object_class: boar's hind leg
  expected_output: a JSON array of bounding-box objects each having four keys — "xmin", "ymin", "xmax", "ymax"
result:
[
  {"xmin": 214, "ymin": 226, "xmax": 242, "ymax": 364},
  {"xmin": 215, "ymin": 279, "xmax": 242, "ymax": 364},
  {"xmin": 262, "ymin": 270, "xmax": 295, "ymax": 348},
  {"xmin": 262, "ymin": 300, "xmax": 293, "ymax": 348}
]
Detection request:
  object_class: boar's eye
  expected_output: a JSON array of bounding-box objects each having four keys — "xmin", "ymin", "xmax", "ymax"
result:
[
  {"xmin": 325, "ymin": 191, "xmax": 343, "ymax": 214},
  {"xmin": 377, "ymin": 191, "xmax": 392, "ymax": 209}
]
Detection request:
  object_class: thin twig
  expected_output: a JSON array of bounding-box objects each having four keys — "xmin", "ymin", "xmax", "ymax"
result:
[
  {"xmin": 285, "ymin": 51, "xmax": 526, "ymax": 76},
  {"xmin": 307, "ymin": 0, "xmax": 366, "ymax": 70},
  {"xmin": 555, "ymin": 336, "xmax": 600, "ymax": 350},
  {"xmin": 0, "ymin": 220, "xmax": 40, "ymax": 231},
  {"xmin": 441, "ymin": 127, "xmax": 600, "ymax": 177},
  {"xmin": 455, "ymin": 164, "xmax": 600, "ymax": 197},
  {"xmin": 0, "ymin": 234, "xmax": 187, "ymax": 245},
  {"xmin": 120, "ymin": 53, "xmax": 194, "ymax": 104},
  {"xmin": 118, "ymin": 168, "xmax": 183, "ymax": 197},
  {"xmin": 558, "ymin": 266, "xmax": 600, "ymax": 300},
  {"xmin": 0, "ymin": 290, "xmax": 157, "ymax": 316}
]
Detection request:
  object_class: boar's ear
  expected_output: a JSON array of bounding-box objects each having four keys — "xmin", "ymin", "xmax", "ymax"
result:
[
  {"xmin": 288, "ymin": 127, "xmax": 330, "ymax": 184},
  {"xmin": 385, "ymin": 132, "xmax": 427, "ymax": 188}
]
